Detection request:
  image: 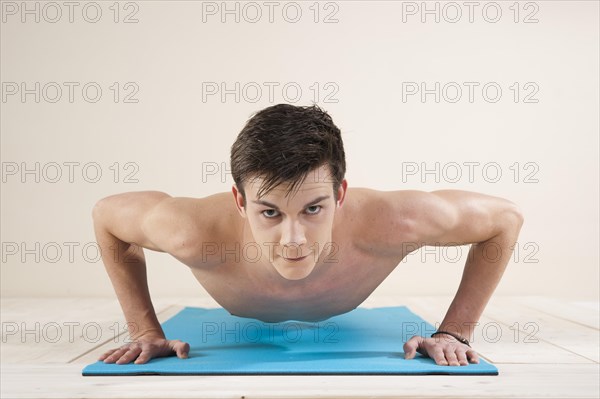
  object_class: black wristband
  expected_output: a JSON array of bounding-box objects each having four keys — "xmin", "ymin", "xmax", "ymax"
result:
[{"xmin": 431, "ymin": 331, "xmax": 471, "ymax": 347}]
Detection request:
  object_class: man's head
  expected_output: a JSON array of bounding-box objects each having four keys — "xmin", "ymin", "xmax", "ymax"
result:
[{"xmin": 230, "ymin": 103, "xmax": 347, "ymax": 280}]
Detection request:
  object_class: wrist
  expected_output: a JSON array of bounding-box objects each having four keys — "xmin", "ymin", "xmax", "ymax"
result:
[
  {"xmin": 437, "ymin": 322, "xmax": 475, "ymax": 342},
  {"xmin": 132, "ymin": 328, "xmax": 165, "ymax": 341},
  {"xmin": 431, "ymin": 330, "xmax": 471, "ymax": 347}
]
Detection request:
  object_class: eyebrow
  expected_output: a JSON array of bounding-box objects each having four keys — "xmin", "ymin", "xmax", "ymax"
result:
[{"xmin": 251, "ymin": 195, "xmax": 331, "ymax": 210}]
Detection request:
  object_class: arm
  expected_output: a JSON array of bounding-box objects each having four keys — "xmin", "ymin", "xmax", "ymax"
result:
[
  {"xmin": 378, "ymin": 189, "xmax": 524, "ymax": 365},
  {"xmin": 92, "ymin": 191, "xmax": 191, "ymax": 364}
]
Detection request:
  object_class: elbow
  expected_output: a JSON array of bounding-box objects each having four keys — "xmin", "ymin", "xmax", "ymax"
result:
[
  {"xmin": 92, "ymin": 196, "xmax": 115, "ymax": 224},
  {"xmin": 92, "ymin": 197, "xmax": 110, "ymax": 222},
  {"xmin": 504, "ymin": 202, "xmax": 525, "ymax": 232},
  {"xmin": 91, "ymin": 200, "xmax": 104, "ymax": 221},
  {"xmin": 92, "ymin": 193, "xmax": 121, "ymax": 221},
  {"xmin": 515, "ymin": 207, "xmax": 525, "ymax": 227}
]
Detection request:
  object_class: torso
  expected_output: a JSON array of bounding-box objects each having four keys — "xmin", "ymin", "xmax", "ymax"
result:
[{"xmin": 174, "ymin": 188, "xmax": 410, "ymax": 323}]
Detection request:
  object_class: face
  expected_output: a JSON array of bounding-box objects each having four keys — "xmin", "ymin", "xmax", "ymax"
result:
[{"xmin": 232, "ymin": 165, "xmax": 347, "ymax": 281}]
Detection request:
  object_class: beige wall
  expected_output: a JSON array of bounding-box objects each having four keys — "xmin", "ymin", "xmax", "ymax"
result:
[{"xmin": 1, "ymin": 1, "xmax": 598, "ymax": 300}]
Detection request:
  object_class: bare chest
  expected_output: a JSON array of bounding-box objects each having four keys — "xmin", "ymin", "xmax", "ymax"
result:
[{"xmin": 188, "ymin": 240, "xmax": 403, "ymax": 322}]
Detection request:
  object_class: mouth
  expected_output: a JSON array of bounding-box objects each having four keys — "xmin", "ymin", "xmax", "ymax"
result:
[{"xmin": 283, "ymin": 255, "xmax": 309, "ymax": 262}]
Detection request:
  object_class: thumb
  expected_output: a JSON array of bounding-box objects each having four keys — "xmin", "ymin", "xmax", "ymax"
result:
[
  {"xmin": 171, "ymin": 340, "xmax": 190, "ymax": 359},
  {"xmin": 403, "ymin": 336, "xmax": 423, "ymax": 360}
]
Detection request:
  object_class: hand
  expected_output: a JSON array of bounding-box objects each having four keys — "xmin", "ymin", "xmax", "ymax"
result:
[
  {"xmin": 98, "ymin": 335, "xmax": 190, "ymax": 365},
  {"xmin": 403, "ymin": 335, "xmax": 479, "ymax": 366}
]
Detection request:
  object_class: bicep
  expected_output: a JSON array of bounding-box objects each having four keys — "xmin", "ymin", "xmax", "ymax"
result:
[
  {"xmin": 423, "ymin": 190, "xmax": 501, "ymax": 245},
  {"xmin": 382, "ymin": 189, "xmax": 523, "ymax": 248},
  {"xmin": 420, "ymin": 190, "xmax": 524, "ymax": 245}
]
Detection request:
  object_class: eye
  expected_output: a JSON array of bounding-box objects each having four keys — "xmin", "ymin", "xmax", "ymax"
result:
[
  {"xmin": 262, "ymin": 209, "xmax": 280, "ymax": 218},
  {"xmin": 305, "ymin": 205, "xmax": 321, "ymax": 215}
]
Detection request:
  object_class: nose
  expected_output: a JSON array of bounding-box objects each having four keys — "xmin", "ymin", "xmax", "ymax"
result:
[{"xmin": 280, "ymin": 219, "xmax": 307, "ymax": 255}]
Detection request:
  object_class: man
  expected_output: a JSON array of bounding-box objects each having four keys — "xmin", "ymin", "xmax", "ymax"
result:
[{"xmin": 93, "ymin": 104, "xmax": 524, "ymax": 367}]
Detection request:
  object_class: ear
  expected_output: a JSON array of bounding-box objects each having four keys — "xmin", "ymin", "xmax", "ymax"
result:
[
  {"xmin": 336, "ymin": 179, "xmax": 348, "ymax": 208},
  {"xmin": 231, "ymin": 184, "xmax": 247, "ymax": 218}
]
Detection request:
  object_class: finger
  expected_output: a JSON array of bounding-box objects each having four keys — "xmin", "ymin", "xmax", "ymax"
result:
[
  {"xmin": 443, "ymin": 347, "xmax": 460, "ymax": 366},
  {"xmin": 403, "ymin": 338, "xmax": 417, "ymax": 359},
  {"xmin": 466, "ymin": 349, "xmax": 480, "ymax": 364},
  {"xmin": 134, "ymin": 350, "xmax": 152, "ymax": 364},
  {"xmin": 98, "ymin": 348, "xmax": 118, "ymax": 360},
  {"xmin": 456, "ymin": 350, "xmax": 469, "ymax": 366},
  {"xmin": 172, "ymin": 341, "xmax": 190, "ymax": 359},
  {"xmin": 403, "ymin": 336, "xmax": 423, "ymax": 360},
  {"xmin": 431, "ymin": 347, "xmax": 447, "ymax": 366},
  {"xmin": 103, "ymin": 348, "xmax": 129, "ymax": 363},
  {"xmin": 116, "ymin": 347, "xmax": 143, "ymax": 365}
]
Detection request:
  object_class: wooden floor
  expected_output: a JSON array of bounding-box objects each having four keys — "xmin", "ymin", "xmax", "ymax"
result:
[{"xmin": 1, "ymin": 295, "xmax": 598, "ymax": 398}]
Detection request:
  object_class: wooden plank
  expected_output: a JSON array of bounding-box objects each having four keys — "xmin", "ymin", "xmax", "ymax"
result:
[
  {"xmin": 514, "ymin": 296, "xmax": 599, "ymax": 330},
  {"xmin": 572, "ymin": 301, "xmax": 600, "ymax": 313},
  {"xmin": 5, "ymin": 296, "xmax": 597, "ymax": 369},
  {"xmin": 3, "ymin": 297, "xmax": 599, "ymax": 398},
  {"xmin": 74, "ymin": 296, "xmax": 227, "ymax": 364},
  {"xmin": 481, "ymin": 297, "xmax": 599, "ymax": 363},
  {"xmin": 73, "ymin": 302, "xmax": 187, "ymax": 365},
  {"xmin": 1, "ymin": 363, "xmax": 598, "ymax": 398},
  {"xmin": 360, "ymin": 295, "xmax": 595, "ymax": 365},
  {"xmin": 0, "ymin": 298, "xmax": 175, "ymax": 364}
]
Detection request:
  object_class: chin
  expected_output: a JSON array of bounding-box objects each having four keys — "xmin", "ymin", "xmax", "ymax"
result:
[
  {"xmin": 274, "ymin": 262, "xmax": 315, "ymax": 281},
  {"xmin": 280, "ymin": 272, "xmax": 311, "ymax": 281}
]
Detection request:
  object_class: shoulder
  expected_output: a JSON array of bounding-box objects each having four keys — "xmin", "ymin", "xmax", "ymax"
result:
[
  {"xmin": 346, "ymin": 188, "xmax": 521, "ymax": 255},
  {"xmin": 343, "ymin": 188, "xmax": 452, "ymax": 256},
  {"xmin": 145, "ymin": 191, "xmax": 243, "ymax": 260}
]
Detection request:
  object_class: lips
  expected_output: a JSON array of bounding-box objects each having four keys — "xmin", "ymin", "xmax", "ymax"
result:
[{"xmin": 284, "ymin": 255, "xmax": 308, "ymax": 261}]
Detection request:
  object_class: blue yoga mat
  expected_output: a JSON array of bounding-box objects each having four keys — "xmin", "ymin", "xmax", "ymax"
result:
[{"xmin": 82, "ymin": 306, "xmax": 498, "ymax": 376}]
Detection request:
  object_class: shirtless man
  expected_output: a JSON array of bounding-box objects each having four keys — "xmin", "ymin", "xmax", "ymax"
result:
[{"xmin": 93, "ymin": 104, "xmax": 524, "ymax": 367}]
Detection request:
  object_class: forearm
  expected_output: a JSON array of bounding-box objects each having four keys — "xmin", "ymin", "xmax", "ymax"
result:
[
  {"xmin": 94, "ymin": 221, "xmax": 164, "ymax": 340},
  {"xmin": 438, "ymin": 217, "xmax": 523, "ymax": 342}
]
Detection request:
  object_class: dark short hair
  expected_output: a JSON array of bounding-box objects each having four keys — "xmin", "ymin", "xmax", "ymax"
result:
[{"xmin": 230, "ymin": 103, "xmax": 346, "ymax": 204}]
